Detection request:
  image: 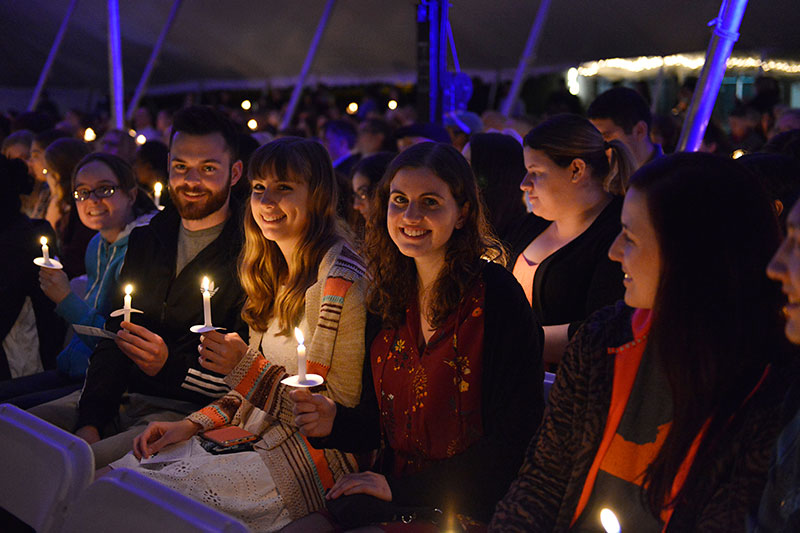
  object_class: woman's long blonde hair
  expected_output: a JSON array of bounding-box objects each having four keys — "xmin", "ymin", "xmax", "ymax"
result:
[{"xmin": 239, "ymin": 137, "xmax": 345, "ymax": 335}]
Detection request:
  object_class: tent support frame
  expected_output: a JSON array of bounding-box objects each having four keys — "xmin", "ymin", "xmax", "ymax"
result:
[
  {"xmin": 107, "ymin": 0, "xmax": 125, "ymax": 129},
  {"xmin": 126, "ymin": 0, "xmax": 183, "ymax": 122},
  {"xmin": 677, "ymin": 0, "xmax": 749, "ymax": 152},
  {"xmin": 280, "ymin": 0, "xmax": 336, "ymax": 131},
  {"xmin": 28, "ymin": 0, "xmax": 78, "ymax": 111}
]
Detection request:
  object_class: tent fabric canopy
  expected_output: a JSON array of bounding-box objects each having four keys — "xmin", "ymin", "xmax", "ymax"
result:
[{"xmin": 2, "ymin": 0, "xmax": 799, "ymax": 91}]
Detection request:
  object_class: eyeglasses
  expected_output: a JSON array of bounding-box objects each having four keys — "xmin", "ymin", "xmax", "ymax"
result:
[{"xmin": 73, "ymin": 185, "xmax": 117, "ymax": 202}]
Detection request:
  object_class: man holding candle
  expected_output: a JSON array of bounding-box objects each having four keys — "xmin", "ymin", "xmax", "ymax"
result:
[{"xmin": 30, "ymin": 106, "xmax": 249, "ymax": 468}]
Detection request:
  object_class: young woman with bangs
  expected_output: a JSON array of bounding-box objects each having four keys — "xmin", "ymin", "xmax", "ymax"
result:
[
  {"xmin": 129, "ymin": 137, "xmax": 369, "ymax": 531},
  {"xmin": 291, "ymin": 142, "xmax": 544, "ymax": 528}
]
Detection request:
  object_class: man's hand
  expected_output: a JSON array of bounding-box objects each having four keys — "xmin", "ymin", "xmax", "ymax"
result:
[
  {"xmin": 75, "ymin": 425, "xmax": 101, "ymax": 444},
  {"xmin": 326, "ymin": 472, "xmax": 392, "ymax": 501},
  {"xmin": 290, "ymin": 388, "xmax": 336, "ymax": 437},
  {"xmin": 132, "ymin": 419, "xmax": 201, "ymax": 460},
  {"xmin": 197, "ymin": 331, "xmax": 248, "ymax": 375},
  {"xmin": 39, "ymin": 267, "xmax": 71, "ymax": 303},
  {"xmin": 115, "ymin": 321, "xmax": 169, "ymax": 376}
]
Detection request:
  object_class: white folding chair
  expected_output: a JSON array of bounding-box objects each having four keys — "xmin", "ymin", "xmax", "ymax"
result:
[
  {"xmin": 0, "ymin": 403, "xmax": 94, "ymax": 533},
  {"xmin": 61, "ymin": 468, "xmax": 250, "ymax": 533}
]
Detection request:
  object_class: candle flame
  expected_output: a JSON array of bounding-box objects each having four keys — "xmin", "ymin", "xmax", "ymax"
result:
[
  {"xmin": 40, "ymin": 236, "xmax": 48, "ymax": 246},
  {"xmin": 202, "ymin": 276, "xmax": 210, "ymax": 291},
  {"xmin": 600, "ymin": 508, "xmax": 621, "ymax": 533},
  {"xmin": 124, "ymin": 284, "xmax": 133, "ymax": 295},
  {"xmin": 294, "ymin": 327, "xmax": 304, "ymax": 345},
  {"xmin": 154, "ymin": 182, "xmax": 163, "ymax": 193},
  {"xmin": 83, "ymin": 127, "xmax": 97, "ymax": 142}
]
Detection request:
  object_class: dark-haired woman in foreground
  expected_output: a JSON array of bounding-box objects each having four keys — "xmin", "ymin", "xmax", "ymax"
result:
[
  {"xmin": 292, "ymin": 142, "xmax": 544, "ymax": 528},
  {"xmin": 490, "ymin": 152, "xmax": 796, "ymax": 532}
]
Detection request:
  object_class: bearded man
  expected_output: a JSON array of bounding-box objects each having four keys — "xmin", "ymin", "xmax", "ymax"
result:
[{"xmin": 30, "ymin": 106, "xmax": 248, "ymax": 468}]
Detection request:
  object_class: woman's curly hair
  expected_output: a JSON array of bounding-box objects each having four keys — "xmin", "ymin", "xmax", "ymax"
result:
[{"xmin": 363, "ymin": 142, "xmax": 505, "ymax": 328}]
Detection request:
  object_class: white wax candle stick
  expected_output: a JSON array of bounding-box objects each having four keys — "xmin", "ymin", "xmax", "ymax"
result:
[
  {"xmin": 294, "ymin": 327, "xmax": 306, "ymax": 382},
  {"xmin": 123, "ymin": 284, "xmax": 133, "ymax": 323},
  {"xmin": 154, "ymin": 182, "xmax": 162, "ymax": 209},
  {"xmin": 40, "ymin": 236, "xmax": 50, "ymax": 262},
  {"xmin": 202, "ymin": 276, "xmax": 212, "ymax": 327}
]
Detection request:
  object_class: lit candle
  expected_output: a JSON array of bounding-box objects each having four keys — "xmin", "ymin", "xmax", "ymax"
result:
[
  {"xmin": 153, "ymin": 182, "xmax": 163, "ymax": 209},
  {"xmin": 202, "ymin": 276, "xmax": 212, "ymax": 327},
  {"xmin": 123, "ymin": 284, "xmax": 133, "ymax": 323},
  {"xmin": 600, "ymin": 508, "xmax": 621, "ymax": 533},
  {"xmin": 294, "ymin": 327, "xmax": 306, "ymax": 382},
  {"xmin": 40, "ymin": 236, "xmax": 50, "ymax": 262}
]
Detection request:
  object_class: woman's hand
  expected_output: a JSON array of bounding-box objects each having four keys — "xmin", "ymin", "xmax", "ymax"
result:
[
  {"xmin": 326, "ymin": 472, "xmax": 392, "ymax": 501},
  {"xmin": 290, "ymin": 388, "xmax": 336, "ymax": 437},
  {"xmin": 198, "ymin": 331, "xmax": 248, "ymax": 375},
  {"xmin": 132, "ymin": 419, "xmax": 201, "ymax": 460},
  {"xmin": 39, "ymin": 267, "xmax": 71, "ymax": 303}
]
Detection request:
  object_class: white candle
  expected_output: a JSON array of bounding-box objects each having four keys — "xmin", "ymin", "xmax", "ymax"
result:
[
  {"xmin": 40, "ymin": 236, "xmax": 50, "ymax": 262},
  {"xmin": 153, "ymin": 182, "xmax": 163, "ymax": 209},
  {"xmin": 123, "ymin": 284, "xmax": 133, "ymax": 323},
  {"xmin": 202, "ymin": 276, "xmax": 212, "ymax": 327},
  {"xmin": 294, "ymin": 327, "xmax": 306, "ymax": 382}
]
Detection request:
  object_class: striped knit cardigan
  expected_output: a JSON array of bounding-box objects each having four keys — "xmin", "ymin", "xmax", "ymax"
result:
[{"xmin": 186, "ymin": 241, "xmax": 368, "ymax": 520}]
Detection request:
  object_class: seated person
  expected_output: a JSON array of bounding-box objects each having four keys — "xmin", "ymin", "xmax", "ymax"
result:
[
  {"xmin": 509, "ymin": 114, "xmax": 634, "ymax": 364},
  {"xmin": 0, "ymin": 153, "xmax": 156, "ymax": 408},
  {"xmin": 29, "ymin": 106, "xmax": 248, "ymax": 468},
  {"xmin": 490, "ymin": 153, "xmax": 796, "ymax": 531},
  {"xmin": 291, "ymin": 142, "xmax": 544, "ymax": 528},
  {"xmin": 753, "ymin": 197, "xmax": 800, "ymax": 532},
  {"xmin": 0, "ymin": 155, "xmax": 63, "ymax": 381},
  {"xmin": 129, "ymin": 137, "xmax": 368, "ymax": 531}
]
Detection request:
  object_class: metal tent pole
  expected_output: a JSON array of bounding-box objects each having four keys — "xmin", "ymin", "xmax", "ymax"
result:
[
  {"xmin": 280, "ymin": 0, "xmax": 336, "ymax": 131},
  {"xmin": 677, "ymin": 0, "xmax": 748, "ymax": 152},
  {"xmin": 415, "ymin": 0, "xmax": 447, "ymax": 124},
  {"xmin": 500, "ymin": 0, "xmax": 551, "ymax": 117},
  {"xmin": 28, "ymin": 0, "xmax": 78, "ymax": 111},
  {"xmin": 126, "ymin": 0, "xmax": 183, "ymax": 122},
  {"xmin": 107, "ymin": 0, "xmax": 125, "ymax": 129}
]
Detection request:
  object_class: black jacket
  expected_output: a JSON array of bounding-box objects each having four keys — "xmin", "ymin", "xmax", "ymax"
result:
[
  {"xmin": 312, "ymin": 262, "xmax": 544, "ymax": 522},
  {"xmin": 77, "ymin": 203, "xmax": 248, "ymax": 431},
  {"xmin": 506, "ymin": 197, "xmax": 624, "ymax": 335}
]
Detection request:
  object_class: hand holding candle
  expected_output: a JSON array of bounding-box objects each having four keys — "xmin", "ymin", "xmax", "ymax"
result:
[{"xmin": 295, "ymin": 327, "xmax": 307, "ymax": 383}]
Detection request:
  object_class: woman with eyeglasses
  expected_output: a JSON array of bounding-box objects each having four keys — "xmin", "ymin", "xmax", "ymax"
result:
[{"xmin": 0, "ymin": 153, "xmax": 156, "ymax": 408}]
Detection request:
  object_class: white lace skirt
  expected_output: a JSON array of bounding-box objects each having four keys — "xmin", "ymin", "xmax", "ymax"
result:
[{"xmin": 112, "ymin": 437, "xmax": 292, "ymax": 532}]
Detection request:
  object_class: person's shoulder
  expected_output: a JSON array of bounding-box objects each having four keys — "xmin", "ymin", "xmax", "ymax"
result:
[
  {"xmin": 325, "ymin": 240, "xmax": 368, "ymax": 283},
  {"xmin": 574, "ymin": 301, "xmax": 633, "ymax": 346},
  {"xmin": 481, "ymin": 260, "xmax": 518, "ymax": 288}
]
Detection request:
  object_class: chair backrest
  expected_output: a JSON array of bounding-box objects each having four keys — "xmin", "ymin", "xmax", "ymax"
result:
[
  {"xmin": 61, "ymin": 468, "xmax": 250, "ymax": 533},
  {"xmin": 0, "ymin": 403, "xmax": 94, "ymax": 533}
]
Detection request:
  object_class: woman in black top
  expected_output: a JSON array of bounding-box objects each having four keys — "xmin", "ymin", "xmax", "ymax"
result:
[{"xmin": 509, "ymin": 114, "xmax": 635, "ymax": 364}]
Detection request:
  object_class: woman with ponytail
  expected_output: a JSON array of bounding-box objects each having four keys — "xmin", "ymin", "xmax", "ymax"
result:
[{"xmin": 509, "ymin": 114, "xmax": 636, "ymax": 364}]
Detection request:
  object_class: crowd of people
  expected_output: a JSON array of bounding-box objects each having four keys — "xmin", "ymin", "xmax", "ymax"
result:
[{"xmin": 1, "ymin": 79, "xmax": 800, "ymax": 532}]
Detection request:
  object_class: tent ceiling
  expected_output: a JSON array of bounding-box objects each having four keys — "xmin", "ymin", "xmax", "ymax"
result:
[{"xmin": 2, "ymin": 0, "xmax": 799, "ymax": 91}]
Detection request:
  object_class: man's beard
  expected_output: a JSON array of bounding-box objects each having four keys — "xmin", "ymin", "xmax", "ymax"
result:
[{"xmin": 171, "ymin": 178, "xmax": 231, "ymax": 221}]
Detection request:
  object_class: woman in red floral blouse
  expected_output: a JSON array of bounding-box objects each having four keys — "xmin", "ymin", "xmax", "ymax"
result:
[{"xmin": 291, "ymin": 142, "xmax": 545, "ymax": 527}]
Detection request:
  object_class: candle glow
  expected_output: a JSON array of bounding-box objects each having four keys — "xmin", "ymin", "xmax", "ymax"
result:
[
  {"xmin": 40, "ymin": 236, "xmax": 50, "ymax": 262},
  {"xmin": 153, "ymin": 182, "xmax": 163, "ymax": 209},
  {"xmin": 123, "ymin": 284, "xmax": 133, "ymax": 323},
  {"xmin": 247, "ymin": 119, "xmax": 258, "ymax": 131},
  {"xmin": 346, "ymin": 102, "xmax": 358, "ymax": 115},
  {"xmin": 135, "ymin": 134, "xmax": 147, "ymax": 145},
  {"xmin": 202, "ymin": 276, "xmax": 213, "ymax": 327},
  {"xmin": 387, "ymin": 99, "xmax": 398, "ymax": 110},
  {"xmin": 241, "ymin": 99, "xmax": 252, "ymax": 110},
  {"xmin": 294, "ymin": 327, "xmax": 307, "ymax": 382},
  {"xmin": 600, "ymin": 508, "xmax": 621, "ymax": 533},
  {"xmin": 83, "ymin": 127, "xmax": 97, "ymax": 142}
]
